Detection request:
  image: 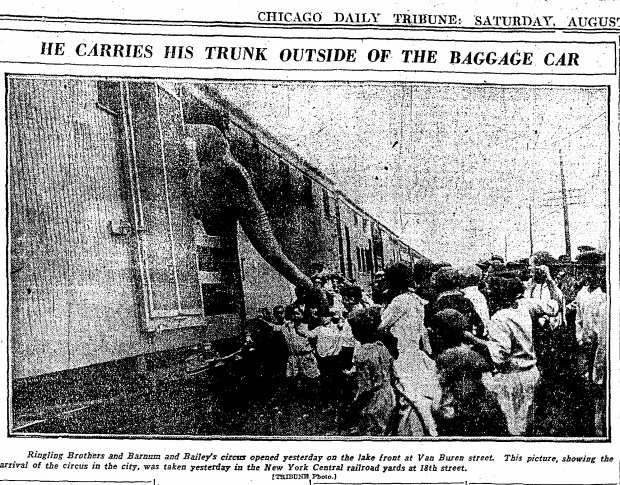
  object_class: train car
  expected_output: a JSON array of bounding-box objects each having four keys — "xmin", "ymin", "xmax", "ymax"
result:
[
  {"xmin": 8, "ymin": 76, "xmax": 421, "ymax": 427},
  {"xmin": 8, "ymin": 78, "xmax": 241, "ymax": 428},
  {"xmin": 334, "ymin": 197, "xmax": 372, "ymax": 287},
  {"xmin": 186, "ymin": 83, "xmax": 420, "ymax": 313},
  {"xmin": 185, "ymin": 84, "xmax": 344, "ymax": 316}
]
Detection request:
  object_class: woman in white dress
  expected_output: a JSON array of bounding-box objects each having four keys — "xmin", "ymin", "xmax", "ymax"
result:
[{"xmin": 378, "ymin": 263, "xmax": 442, "ymax": 436}]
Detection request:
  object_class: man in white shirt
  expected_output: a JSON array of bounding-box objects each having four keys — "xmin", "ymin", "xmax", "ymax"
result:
[
  {"xmin": 466, "ymin": 270, "xmax": 561, "ymax": 436},
  {"xmin": 459, "ymin": 265, "xmax": 491, "ymax": 335},
  {"xmin": 523, "ymin": 265, "xmax": 565, "ymax": 329},
  {"xmin": 569, "ymin": 263, "xmax": 607, "ymax": 436}
]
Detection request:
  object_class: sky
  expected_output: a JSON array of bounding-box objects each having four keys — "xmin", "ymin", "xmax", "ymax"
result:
[{"xmin": 207, "ymin": 81, "xmax": 608, "ymax": 265}]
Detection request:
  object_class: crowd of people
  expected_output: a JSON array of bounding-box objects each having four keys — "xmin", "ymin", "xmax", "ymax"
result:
[{"xmin": 244, "ymin": 248, "xmax": 607, "ymax": 438}]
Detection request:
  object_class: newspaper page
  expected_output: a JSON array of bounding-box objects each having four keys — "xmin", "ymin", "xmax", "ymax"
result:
[{"xmin": 0, "ymin": 1, "xmax": 618, "ymax": 485}]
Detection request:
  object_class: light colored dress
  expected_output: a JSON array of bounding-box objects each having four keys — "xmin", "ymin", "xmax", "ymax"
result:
[
  {"xmin": 379, "ymin": 290, "xmax": 441, "ymax": 436},
  {"xmin": 273, "ymin": 321, "xmax": 320, "ymax": 378}
]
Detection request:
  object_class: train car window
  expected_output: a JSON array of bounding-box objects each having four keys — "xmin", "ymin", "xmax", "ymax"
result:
[
  {"xmin": 303, "ymin": 175, "xmax": 314, "ymax": 205},
  {"xmin": 322, "ymin": 189, "xmax": 331, "ymax": 219},
  {"xmin": 363, "ymin": 218, "xmax": 368, "ymax": 232},
  {"xmin": 353, "ymin": 213, "xmax": 358, "ymax": 226},
  {"xmin": 365, "ymin": 243, "xmax": 374, "ymax": 273},
  {"xmin": 360, "ymin": 247, "xmax": 364, "ymax": 273},
  {"xmin": 336, "ymin": 204, "xmax": 346, "ymax": 275},
  {"xmin": 279, "ymin": 161, "xmax": 292, "ymax": 198},
  {"xmin": 372, "ymin": 225, "xmax": 384, "ymax": 270},
  {"xmin": 344, "ymin": 225, "xmax": 353, "ymax": 278}
]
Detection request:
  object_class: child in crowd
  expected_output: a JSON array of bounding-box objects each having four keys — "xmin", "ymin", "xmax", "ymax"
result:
[
  {"xmin": 433, "ymin": 309, "xmax": 508, "ymax": 436},
  {"xmin": 347, "ymin": 306, "xmax": 397, "ymax": 436},
  {"xmin": 270, "ymin": 305, "xmax": 320, "ymax": 383},
  {"xmin": 300, "ymin": 311, "xmax": 343, "ymax": 402}
]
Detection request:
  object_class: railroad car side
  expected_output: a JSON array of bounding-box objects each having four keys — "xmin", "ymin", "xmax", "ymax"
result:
[{"xmin": 9, "ymin": 78, "xmax": 215, "ymax": 383}]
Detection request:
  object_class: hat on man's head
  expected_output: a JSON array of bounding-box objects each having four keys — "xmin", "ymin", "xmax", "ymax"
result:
[
  {"xmin": 433, "ymin": 309, "xmax": 469, "ymax": 351},
  {"xmin": 575, "ymin": 249, "xmax": 605, "ymax": 265},
  {"xmin": 431, "ymin": 267, "xmax": 462, "ymax": 292},
  {"xmin": 434, "ymin": 309, "xmax": 468, "ymax": 335},
  {"xmin": 384, "ymin": 262, "xmax": 414, "ymax": 290},
  {"xmin": 531, "ymin": 251, "xmax": 556, "ymax": 267},
  {"xmin": 458, "ymin": 265, "xmax": 483, "ymax": 286},
  {"xmin": 186, "ymin": 124, "xmax": 229, "ymax": 163},
  {"xmin": 437, "ymin": 346, "xmax": 490, "ymax": 375},
  {"xmin": 492, "ymin": 277, "xmax": 524, "ymax": 304},
  {"xmin": 410, "ymin": 259, "xmax": 436, "ymax": 281}
]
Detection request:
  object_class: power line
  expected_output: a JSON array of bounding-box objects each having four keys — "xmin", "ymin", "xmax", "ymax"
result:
[{"xmin": 546, "ymin": 111, "xmax": 606, "ymax": 146}]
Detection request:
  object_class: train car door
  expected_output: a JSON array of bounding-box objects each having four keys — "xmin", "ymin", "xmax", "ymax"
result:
[{"xmin": 122, "ymin": 81, "xmax": 242, "ymax": 337}]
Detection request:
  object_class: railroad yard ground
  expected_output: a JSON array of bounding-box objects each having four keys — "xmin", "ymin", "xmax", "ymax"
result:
[{"xmin": 17, "ymin": 347, "xmax": 598, "ymax": 438}]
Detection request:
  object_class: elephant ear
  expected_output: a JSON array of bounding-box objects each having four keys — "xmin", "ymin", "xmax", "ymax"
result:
[
  {"xmin": 183, "ymin": 124, "xmax": 230, "ymax": 217},
  {"xmin": 186, "ymin": 124, "xmax": 229, "ymax": 165}
]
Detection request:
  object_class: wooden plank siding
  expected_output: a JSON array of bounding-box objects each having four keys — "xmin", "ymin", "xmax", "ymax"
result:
[{"xmin": 9, "ymin": 78, "xmax": 204, "ymax": 379}]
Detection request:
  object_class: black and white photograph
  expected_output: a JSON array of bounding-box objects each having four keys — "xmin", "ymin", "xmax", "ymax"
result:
[{"xmin": 8, "ymin": 75, "xmax": 609, "ymax": 439}]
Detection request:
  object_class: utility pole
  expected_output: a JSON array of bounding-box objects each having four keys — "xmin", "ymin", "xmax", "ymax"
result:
[
  {"xmin": 559, "ymin": 148, "xmax": 572, "ymax": 258},
  {"xmin": 529, "ymin": 203, "xmax": 534, "ymax": 255}
]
